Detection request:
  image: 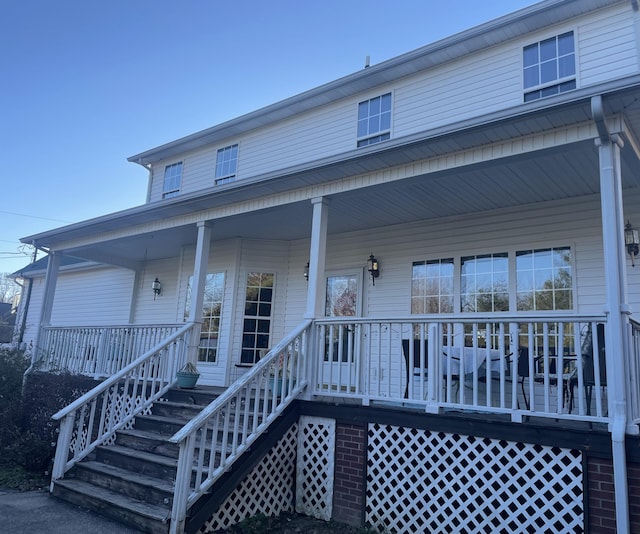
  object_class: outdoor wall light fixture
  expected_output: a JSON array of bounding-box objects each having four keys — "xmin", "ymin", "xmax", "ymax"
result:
[
  {"xmin": 152, "ymin": 277, "xmax": 162, "ymax": 299},
  {"xmin": 368, "ymin": 254, "xmax": 380, "ymax": 285},
  {"xmin": 303, "ymin": 262, "xmax": 309, "ymax": 281},
  {"xmin": 625, "ymin": 221, "xmax": 640, "ymax": 267}
]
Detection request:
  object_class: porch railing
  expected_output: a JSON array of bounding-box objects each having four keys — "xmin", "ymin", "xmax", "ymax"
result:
[
  {"xmin": 628, "ymin": 319, "xmax": 640, "ymax": 427},
  {"xmin": 50, "ymin": 323, "xmax": 194, "ymax": 482},
  {"xmin": 314, "ymin": 314, "xmax": 610, "ymax": 424},
  {"xmin": 38, "ymin": 324, "xmax": 183, "ymax": 377},
  {"xmin": 167, "ymin": 320, "xmax": 311, "ymax": 534}
]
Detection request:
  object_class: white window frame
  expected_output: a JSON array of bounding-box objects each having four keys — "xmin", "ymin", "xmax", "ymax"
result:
[
  {"xmin": 357, "ymin": 92, "xmax": 392, "ymax": 147},
  {"xmin": 215, "ymin": 144, "xmax": 239, "ymax": 185},
  {"xmin": 410, "ymin": 245, "xmax": 576, "ymax": 315},
  {"xmin": 522, "ymin": 30, "xmax": 576, "ymax": 102},
  {"xmin": 162, "ymin": 161, "xmax": 183, "ymax": 199}
]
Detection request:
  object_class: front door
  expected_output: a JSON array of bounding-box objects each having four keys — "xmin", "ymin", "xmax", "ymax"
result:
[{"xmin": 323, "ymin": 272, "xmax": 361, "ymax": 392}]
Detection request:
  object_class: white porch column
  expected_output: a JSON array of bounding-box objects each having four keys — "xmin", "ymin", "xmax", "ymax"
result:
[
  {"xmin": 187, "ymin": 221, "xmax": 212, "ymax": 365},
  {"xmin": 594, "ymin": 95, "xmax": 630, "ymax": 533},
  {"xmin": 305, "ymin": 197, "xmax": 330, "ymax": 319},
  {"xmin": 32, "ymin": 251, "xmax": 61, "ymax": 363}
]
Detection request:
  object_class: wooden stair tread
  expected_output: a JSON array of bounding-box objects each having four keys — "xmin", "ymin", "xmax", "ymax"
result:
[
  {"xmin": 78, "ymin": 460, "xmax": 175, "ymax": 492},
  {"xmin": 99, "ymin": 444, "xmax": 179, "ymax": 467},
  {"xmin": 54, "ymin": 478, "xmax": 170, "ymax": 521}
]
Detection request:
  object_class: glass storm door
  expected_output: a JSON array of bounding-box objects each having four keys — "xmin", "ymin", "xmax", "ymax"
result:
[{"xmin": 323, "ymin": 273, "xmax": 361, "ymax": 392}]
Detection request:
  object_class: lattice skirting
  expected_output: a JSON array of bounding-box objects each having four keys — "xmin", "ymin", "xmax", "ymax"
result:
[
  {"xmin": 197, "ymin": 423, "xmax": 299, "ymax": 533},
  {"xmin": 367, "ymin": 424, "xmax": 584, "ymax": 534},
  {"xmin": 296, "ymin": 416, "xmax": 336, "ymax": 520}
]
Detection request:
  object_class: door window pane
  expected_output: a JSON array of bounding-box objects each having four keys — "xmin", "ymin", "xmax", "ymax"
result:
[
  {"xmin": 184, "ymin": 272, "xmax": 225, "ymax": 363},
  {"xmin": 241, "ymin": 273, "xmax": 274, "ymax": 364}
]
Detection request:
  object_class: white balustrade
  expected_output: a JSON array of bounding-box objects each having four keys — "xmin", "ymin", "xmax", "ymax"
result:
[
  {"xmin": 38, "ymin": 324, "xmax": 182, "ymax": 376},
  {"xmin": 313, "ymin": 314, "xmax": 609, "ymax": 424}
]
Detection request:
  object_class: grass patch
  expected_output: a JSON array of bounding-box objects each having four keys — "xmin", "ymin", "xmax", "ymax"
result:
[{"xmin": 0, "ymin": 461, "xmax": 49, "ymax": 491}]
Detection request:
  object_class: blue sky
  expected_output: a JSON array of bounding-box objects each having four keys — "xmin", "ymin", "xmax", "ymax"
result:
[{"xmin": 0, "ymin": 0, "xmax": 539, "ymax": 274}]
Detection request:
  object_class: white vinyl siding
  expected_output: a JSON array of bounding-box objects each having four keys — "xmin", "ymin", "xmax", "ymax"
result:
[
  {"xmin": 280, "ymin": 196, "xmax": 604, "ymax": 324},
  {"xmin": 50, "ymin": 267, "xmax": 135, "ymax": 326},
  {"xmin": 578, "ymin": 3, "xmax": 639, "ymax": 86},
  {"xmin": 145, "ymin": 3, "xmax": 636, "ymax": 203}
]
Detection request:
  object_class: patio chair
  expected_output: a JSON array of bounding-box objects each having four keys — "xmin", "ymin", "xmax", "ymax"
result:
[
  {"xmin": 401, "ymin": 339, "xmax": 429, "ymax": 399},
  {"xmin": 568, "ymin": 323, "xmax": 606, "ymax": 415}
]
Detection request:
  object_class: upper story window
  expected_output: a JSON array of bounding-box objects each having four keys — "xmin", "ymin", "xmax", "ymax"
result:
[
  {"xmin": 162, "ymin": 162, "xmax": 183, "ymax": 198},
  {"xmin": 357, "ymin": 93, "xmax": 392, "ymax": 147},
  {"xmin": 215, "ymin": 144, "xmax": 239, "ymax": 185},
  {"xmin": 523, "ymin": 31, "xmax": 576, "ymax": 102}
]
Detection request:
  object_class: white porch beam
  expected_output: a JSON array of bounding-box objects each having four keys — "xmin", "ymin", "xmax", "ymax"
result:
[
  {"xmin": 593, "ymin": 95, "xmax": 630, "ymax": 534},
  {"xmin": 305, "ymin": 197, "xmax": 330, "ymax": 319},
  {"xmin": 187, "ymin": 221, "xmax": 212, "ymax": 365}
]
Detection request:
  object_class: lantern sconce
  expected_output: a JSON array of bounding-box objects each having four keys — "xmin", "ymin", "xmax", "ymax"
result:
[
  {"xmin": 152, "ymin": 277, "xmax": 162, "ymax": 299},
  {"xmin": 303, "ymin": 262, "xmax": 310, "ymax": 282},
  {"xmin": 625, "ymin": 221, "xmax": 640, "ymax": 267},
  {"xmin": 368, "ymin": 254, "xmax": 380, "ymax": 285}
]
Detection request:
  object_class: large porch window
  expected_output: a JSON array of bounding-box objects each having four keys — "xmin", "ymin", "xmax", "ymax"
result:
[
  {"xmin": 410, "ymin": 246, "xmax": 575, "ymax": 355},
  {"xmin": 461, "ymin": 253, "xmax": 509, "ymax": 312},
  {"xmin": 410, "ymin": 247, "xmax": 573, "ymax": 315},
  {"xmin": 241, "ymin": 272, "xmax": 274, "ymax": 364}
]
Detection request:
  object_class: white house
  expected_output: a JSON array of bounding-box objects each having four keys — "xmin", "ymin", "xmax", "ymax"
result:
[{"xmin": 13, "ymin": 0, "xmax": 640, "ymax": 532}]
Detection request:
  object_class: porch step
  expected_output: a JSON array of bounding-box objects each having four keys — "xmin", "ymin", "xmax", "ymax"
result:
[
  {"xmin": 52, "ymin": 478, "xmax": 170, "ymax": 534},
  {"xmin": 116, "ymin": 428, "xmax": 181, "ymax": 458},
  {"xmin": 72, "ymin": 460, "xmax": 174, "ymax": 507},
  {"xmin": 95, "ymin": 444, "xmax": 179, "ymax": 481},
  {"xmin": 50, "ymin": 386, "xmax": 261, "ymax": 533}
]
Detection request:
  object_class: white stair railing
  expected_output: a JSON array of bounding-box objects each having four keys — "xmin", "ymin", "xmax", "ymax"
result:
[
  {"xmin": 167, "ymin": 320, "xmax": 311, "ymax": 534},
  {"xmin": 50, "ymin": 323, "xmax": 194, "ymax": 483}
]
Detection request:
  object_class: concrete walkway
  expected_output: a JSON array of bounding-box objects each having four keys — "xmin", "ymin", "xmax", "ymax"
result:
[{"xmin": 0, "ymin": 488, "xmax": 142, "ymax": 533}]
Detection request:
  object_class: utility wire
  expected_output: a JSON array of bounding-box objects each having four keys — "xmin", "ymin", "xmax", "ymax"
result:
[{"xmin": 0, "ymin": 210, "xmax": 72, "ymax": 224}]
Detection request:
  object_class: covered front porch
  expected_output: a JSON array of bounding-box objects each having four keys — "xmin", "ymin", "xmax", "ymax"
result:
[{"xmin": 19, "ymin": 92, "xmax": 640, "ymax": 532}]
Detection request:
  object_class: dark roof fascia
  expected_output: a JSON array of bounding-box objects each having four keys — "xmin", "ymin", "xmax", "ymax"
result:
[{"xmin": 127, "ymin": 0, "xmax": 623, "ymax": 166}]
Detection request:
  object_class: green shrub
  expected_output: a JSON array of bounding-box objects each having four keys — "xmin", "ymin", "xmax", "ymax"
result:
[{"xmin": 0, "ymin": 348, "xmax": 98, "ymax": 485}]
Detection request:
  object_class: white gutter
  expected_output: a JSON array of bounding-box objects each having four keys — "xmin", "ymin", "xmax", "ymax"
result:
[{"xmin": 592, "ymin": 95, "xmax": 630, "ymax": 534}]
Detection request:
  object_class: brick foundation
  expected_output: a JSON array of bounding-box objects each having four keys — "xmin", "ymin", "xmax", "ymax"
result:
[
  {"xmin": 588, "ymin": 456, "xmax": 616, "ymax": 533},
  {"xmin": 629, "ymin": 461, "xmax": 640, "ymax": 532},
  {"xmin": 332, "ymin": 423, "xmax": 366, "ymax": 526}
]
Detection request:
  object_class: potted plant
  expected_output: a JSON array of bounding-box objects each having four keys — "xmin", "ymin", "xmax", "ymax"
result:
[
  {"xmin": 269, "ymin": 351, "xmax": 297, "ymax": 398},
  {"xmin": 176, "ymin": 361, "xmax": 200, "ymax": 389}
]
